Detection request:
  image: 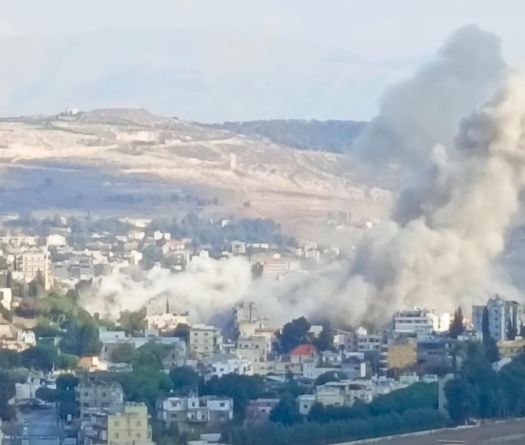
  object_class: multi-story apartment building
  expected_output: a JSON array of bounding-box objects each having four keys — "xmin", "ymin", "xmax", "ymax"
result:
[
  {"xmin": 236, "ymin": 335, "xmax": 268, "ymax": 374},
  {"xmin": 81, "ymin": 403, "xmax": 154, "ymax": 445},
  {"xmin": 14, "ymin": 249, "xmax": 52, "ymax": 289},
  {"xmin": 156, "ymin": 396, "xmax": 233, "ymax": 433},
  {"xmin": 76, "ymin": 381, "xmax": 125, "ymax": 419},
  {"xmin": 472, "ymin": 296, "xmax": 523, "ymax": 342},
  {"xmin": 393, "ymin": 309, "xmax": 449, "ymax": 335},
  {"xmin": 189, "ymin": 325, "xmax": 221, "ymax": 358}
]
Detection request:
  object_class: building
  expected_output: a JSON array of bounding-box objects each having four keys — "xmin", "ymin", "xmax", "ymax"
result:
[
  {"xmin": 81, "ymin": 403, "xmax": 154, "ymax": 445},
  {"xmin": 146, "ymin": 311, "xmax": 190, "ymax": 331},
  {"xmin": 386, "ymin": 339, "xmax": 417, "ymax": 370},
  {"xmin": 0, "ymin": 288, "xmax": 12, "ymax": 311},
  {"xmin": 290, "ymin": 344, "xmax": 317, "ymax": 364},
  {"xmin": 393, "ymin": 309, "xmax": 449, "ymax": 335},
  {"xmin": 157, "ymin": 396, "xmax": 233, "ymax": 433},
  {"xmin": 189, "ymin": 325, "xmax": 221, "ymax": 358},
  {"xmin": 245, "ymin": 398, "xmax": 279, "ymax": 424},
  {"xmin": 236, "ymin": 336, "xmax": 268, "ymax": 374},
  {"xmin": 357, "ymin": 334, "xmax": 382, "ymax": 353},
  {"xmin": 472, "ymin": 296, "xmax": 523, "ymax": 342},
  {"xmin": 77, "ymin": 381, "xmax": 125, "ymax": 419},
  {"xmin": 14, "ymin": 249, "xmax": 53, "ymax": 289},
  {"xmin": 208, "ymin": 356, "xmax": 252, "ymax": 379}
]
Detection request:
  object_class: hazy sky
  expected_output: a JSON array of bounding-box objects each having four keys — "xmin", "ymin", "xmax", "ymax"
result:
[{"xmin": 1, "ymin": 0, "xmax": 524, "ymax": 122}]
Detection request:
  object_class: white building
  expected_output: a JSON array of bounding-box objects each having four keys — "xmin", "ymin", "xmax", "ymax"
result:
[
  {"xmin": 14, "ymin": 249, "xmax": 53, "ymax": 289},
  {"xmin": 393, "ymin": 308, "xmax": 449, "ymax": 335},
  {"xmin": 146, "ymin": 312, "xmax": 190, "ymax": 331},
  {"xmin": 189, "ymin": 325, "xmax": 221, "ymax": 358},
  {"xmin": 0, "ymin": 288, "xmax": 12, "ymax": 311},
  {"xmin": 208, "ymin": 357, "xmax": 252, "ymax": 379},
  {"xmin": 157, "ymin": 396, "xmax": 233, "ymax": 431},
  {"xmin": 472, "ymin": 296, "xmax": 523, "ymax": 342},
  {"xmin": 46, "ymin": 234, "xmax": 67, "ymax": 247},
  {"xmin": 236, "ymin": 336, "xmax": 268, "ymax": 374}
]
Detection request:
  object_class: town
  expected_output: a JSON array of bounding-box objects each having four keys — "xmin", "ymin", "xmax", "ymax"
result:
[{"xmin": 0, "ymin": 213, "xmax": 523, "ymax": 445}]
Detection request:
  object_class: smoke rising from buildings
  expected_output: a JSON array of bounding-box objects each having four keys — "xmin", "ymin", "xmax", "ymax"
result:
[
  {"xmin": 352, "ymin": 25, "xmax": 505, "ymax": 169},
  {"xmin": 85, "ymin": 27, "xmax": 525, "ymax": 326}
]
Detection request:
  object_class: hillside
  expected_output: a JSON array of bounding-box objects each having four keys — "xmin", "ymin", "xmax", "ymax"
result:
[
  {"xmin": 0, "ymin": 109, "xmax": 391, "ymax": 240},
  {"xmin": 213, "ymin": 119, "xmax": 366, "ymax": 153}
]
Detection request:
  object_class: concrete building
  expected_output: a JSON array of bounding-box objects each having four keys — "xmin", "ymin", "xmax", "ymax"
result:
[
  {"xmin": 14, "ymin": 249, "xmax": 53, "ymax": 289},
  {"xmin": 393, "ymin": 309, "xmax": 449, "ymax": 335},
  {"xmin": 146, "ymin": 311, "xmax": 190, "ymax": 331},
  {"xmin": 189, "ymin": 325, "xmax": 221, "ymax": 358},
  {"xmin": 81, "ymin": 403, "xmax": 154, "ymax": 445},
  {"xmin": 157, "ymin": 396, "xmax": 233, "ymax": 433},
  {"xmin": 236, "ymin": 336, "xmax": 268, "ymax": 374},
  {"xmin": 472, "ymin": 296, "xmax": 523, "ymax": 342},
  {"xmin": 0, "ymin": 288, "xmax": 12, "ymax": 311},
  {"xmin": 357, "ymin": 334, "xmax": 382, "ymax": 353},
  {"xmin": 77, "ymin": 381, "xmax": 125, "ymax": 419},
  {"xmin": 208, "ymin": 356, "xmax": 252, "ymax": 379}
]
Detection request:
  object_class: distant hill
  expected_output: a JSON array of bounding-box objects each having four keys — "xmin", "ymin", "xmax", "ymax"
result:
[{"xmin": 213, "ymin": 119, "xmax": 366, "ymax": 153}]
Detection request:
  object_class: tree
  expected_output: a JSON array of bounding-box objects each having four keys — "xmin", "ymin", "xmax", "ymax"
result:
[
  {"xmin": 56, "ymin": 353, "xmax": 79, "ymax": 370},
  {"xmin": 314, "ymin": 371, "xmax": 347, "ymax": 387},
  {"xmin": 56, "ymin": 374, "xmax": 79, "ymax": 419},
  {"xmin": 110, "ymin": 343, "xmax": 136, "ymax": 364},
  {"xmin": 119, "ymin": 308, "xmax": 147, "ymax": 336},
  {"xmin": 313, "ymin": 322, "xmax": 334, "ymax": 352},
  {"xmin": 35, "ymin": 386, "xmax": 58, "ymax": 403},
  {"xmin": 20, "ymin": 344, "xmax": 58, "ymax": 372},
  {"xmin": 5, "ymin": 271, "xmax": 12, "ymax": 289},
  {"xmin": 169, "ymin": 366, "xmax": 200, "ymax": 396},
  {"xmin": 276, "ymin": 317, "xmax": 312, "ymax": 354},
  {"xmin": 59, "ymin": 318, "xmax": 102, "ymax": 357},
  {"xmin": 482, "ymin": 306, "xmax": 490, "ymax": 340},
  {"xmin": 0, "ymin": 371, "xmax": 15, "ymax": 420},
  {"xmin": 202, "ymin": 374, "xmax": 265, "ymax": 420},
  {"xmin": 133, "ymin": 342, "xmax": 168, "ymax": 371},
  {"xmin": 449, "ymin": 307, "xmax": 465, "ymax": 339},
  {"xmin": 269, "ymin": 394, "xmax": 303, "ymax": 426},
  {"xmin": 445, "ymin": 378, "xmax": 478, "ymax": 424},
  {"xmin": 482, "ymin": 335, "xmax": 500, "ymax": 363}
]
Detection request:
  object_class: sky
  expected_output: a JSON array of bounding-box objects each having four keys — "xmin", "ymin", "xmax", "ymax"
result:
[{"xmin": 1, "ymin": 0, "xmax": 524, "ymax": 122}]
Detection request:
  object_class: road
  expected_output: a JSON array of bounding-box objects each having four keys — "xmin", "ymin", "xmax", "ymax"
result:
[{"xmin": 349, "ymin": 418, "xmax": 525, "ymax": 445}]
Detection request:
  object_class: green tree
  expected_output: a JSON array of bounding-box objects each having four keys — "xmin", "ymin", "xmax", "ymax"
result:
[
  {"xmin": 314, "ymin": 370, "xmax": 347, "ymax": 387},
  {"xmin": 169, "ymin": 366, "xmax": 200, "ymax": 396},
  {"xmin": 133, "ymin": 342, "xmax": 168, "ymax": 371},
  {"xmin": 119, "ymin": 308, "xmax": 147, "ymax": 336},
  {"xmin": 56, "ymin": 353, "xmax": 79, "ymax": 370},
  {"xmin": 276, "ymin": 317, "xmax": 312, "ymax": 354},
  {"xmin": 20, "ymin": 344, "xmax": 58, "ymax": 372},
  {"xmin": 313, "ymin": 322, "xmax": 334, "ymax": 351},
  {"xmin": 56, "ymin": 374, "xmax": 79, "ymax": 419},
  {"xmin": 445, "ymin": 377, "xmax": 478, "ymax": 424},
  {"xmin": 269, "ymin": 393, "xmax": 303, "ymax": 426},
  {"xmin": 110, "ymin": 343, "xmax": 136, "ymax": 364},
  {"xmin": 0, "ymin": 371, "xmax": 15, "ymax": 420},
  {"xmin": 449, "ymin": 307, "xmax": 465, "ymax": 339},
  {"xmin": 35, "ymin": 386, "xmax": 58, "ymax": 403}
]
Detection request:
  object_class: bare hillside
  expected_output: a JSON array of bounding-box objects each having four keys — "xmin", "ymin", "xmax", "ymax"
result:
[{"xmin": 0, "ymin": 109, "xmax": 392, "ymax": 237}]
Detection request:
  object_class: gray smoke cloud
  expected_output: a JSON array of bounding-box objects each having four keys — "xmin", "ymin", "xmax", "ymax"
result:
[
  {"xmin": 85, "ymin": 27, "xmax": 525, "ymax": 327},
  {"xmin": 352, "ymin": 25, "xmax": 505, "ymax": 169}
]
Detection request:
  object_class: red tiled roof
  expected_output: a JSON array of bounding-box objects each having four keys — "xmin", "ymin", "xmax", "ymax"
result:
[{"xmin": 290, "ymin": 344, "xmax": 317, "ymax": 356}]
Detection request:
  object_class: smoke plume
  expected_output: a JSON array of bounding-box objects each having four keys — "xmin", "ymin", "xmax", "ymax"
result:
[
  {"xmin": 85, "ymin": 27, "xmax": 525, "ymax": 327},
  {"xmin": 352, "ymin": 25, "xmax": 505, "ymax": 169}
]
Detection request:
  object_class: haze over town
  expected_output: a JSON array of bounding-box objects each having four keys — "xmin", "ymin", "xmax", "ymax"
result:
[{"xmin": 0, "ymin": 2, "xmax": 525, "ymax": 445}]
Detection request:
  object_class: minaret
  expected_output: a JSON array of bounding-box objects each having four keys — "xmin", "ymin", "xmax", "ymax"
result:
[{"xmin": 166, "ymin": 297, "xmax": 170, "ymax": 314}]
